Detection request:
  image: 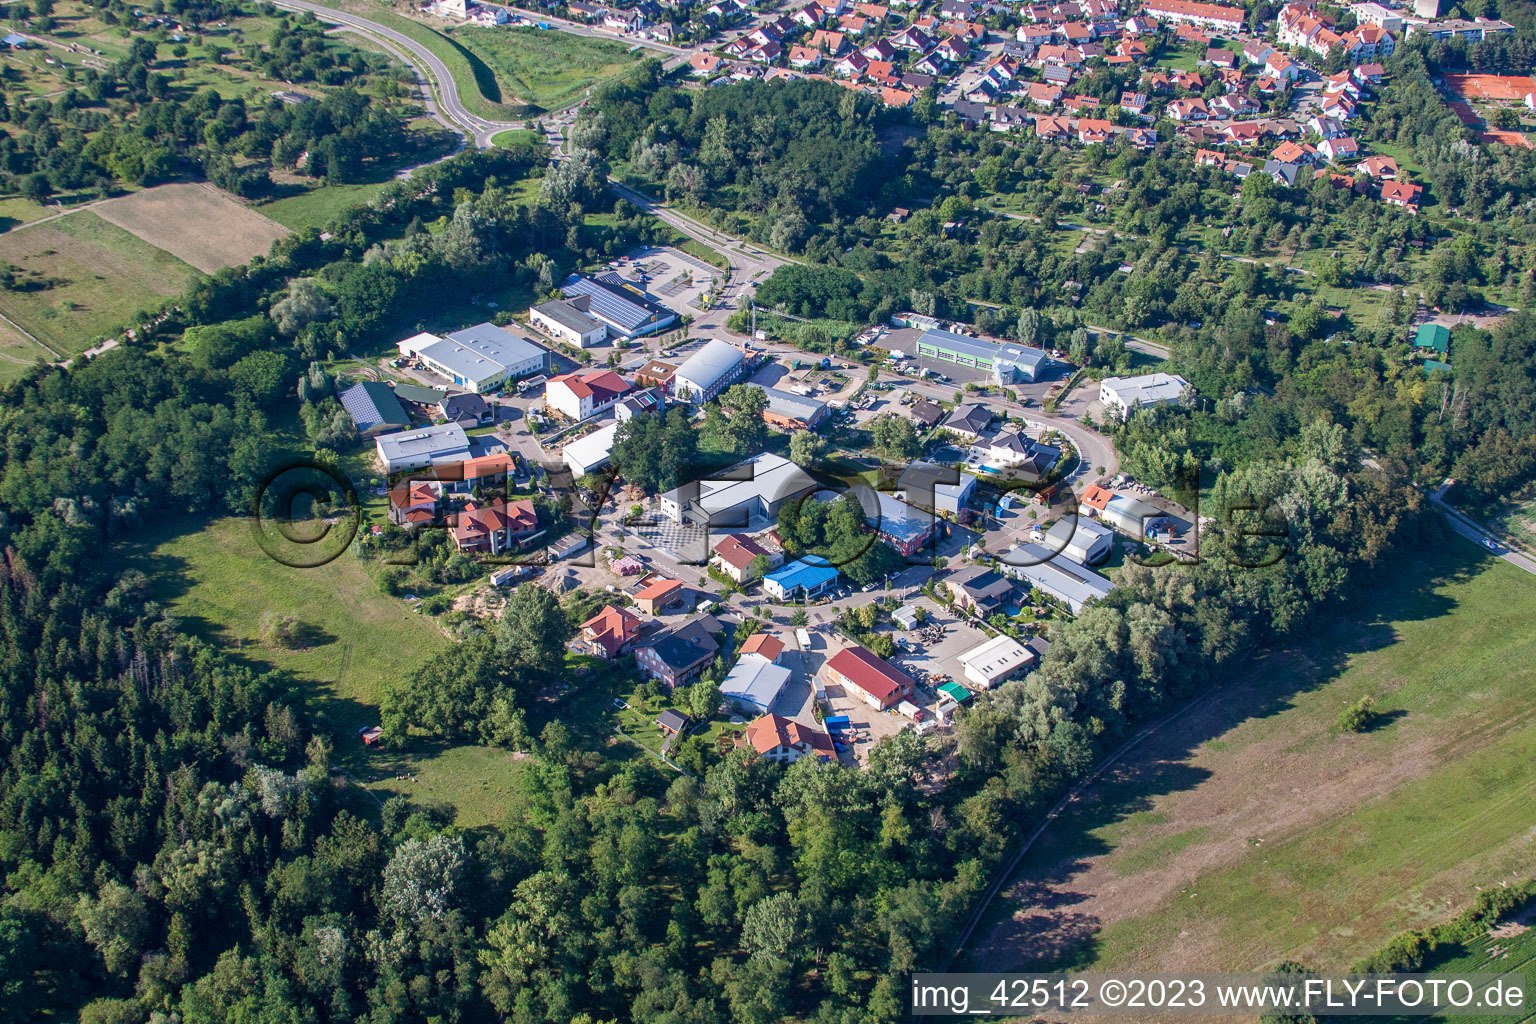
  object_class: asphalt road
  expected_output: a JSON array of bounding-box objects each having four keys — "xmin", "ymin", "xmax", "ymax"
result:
[
  {"xmin": 272, "ymin": 0, "xmax": 524, "ymax": 146},
  {"xmin": 1432, "ymin": 495, "xmax": 1536, "ymax": 577}
]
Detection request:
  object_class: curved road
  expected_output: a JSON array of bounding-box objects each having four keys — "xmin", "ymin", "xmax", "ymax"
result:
[{"xmin": 272, "ymin": 0, "xmax": 523, "ymax": 146}]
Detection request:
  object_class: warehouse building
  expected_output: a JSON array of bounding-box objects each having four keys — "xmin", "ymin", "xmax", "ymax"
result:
[
  {"xmin": 374, "ymin": 423, "xmax": 472, "ymax": 474},
  {"xmin": 1098, "ymin": 373, "xmax": 1190, "ymax": 420},
  {"xmin": 999, "ymin": 542, "xmax": 1113, "ymax": 614},
  {"xmin": 662, "ymin": 453, "xmax": 819, "ymax": 527},
  {"xmin": 1044, "ymin": 517, "xmax": 1114, "ymax": 564},
  {"xmin": 398, "ymin": 323, "xmax": 549, "ymax": 393},
  {"xmin": 673, "ymin": 339, "xmax": 750, "ymax": 403},
  {"xmin": 915, "ymin": 328, "xmax": 1051, "ymax": 384},
  {"xmin": 563, "ymin": 422, "xmax": 621, "ymax": 477},
  {"xmin": 561, "ymin": 272, "xmax": 678, "ymax": 339},
  {"xmin": 756, "ymin": 385, "xmax": 829, "ymax": 430},
  {"xmin": 958, "ymin": 634, "xmax": 1037, "ymax": 689}
]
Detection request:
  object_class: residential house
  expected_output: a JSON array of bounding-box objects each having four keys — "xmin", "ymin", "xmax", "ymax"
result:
[
  {"xmin": 908, "ymin": 398, "xmax": 946, "ymax": 430},
  {"xmin": 1381, "ymin": 179, "xmax": 1423, "ymax": 212},
  {"xmin": 1167, "ymin": 97, "xmax": 1209, "ymax": 121},
  {"xmin": 1026, "ymin": 82, "xmax": 1064, "ymax": 108},
  {"xmin": 1264, "ymin": 159, "xmax": 1302, "ymax": 186},
  {"xmin": 1265, "ymin": 52, "xmax": 1298, "ymax": 80},
  {"xmin": 1034, "ymin": 114, "xmax": 1072, "ymax": 141},
  {"xmin": 944, "ymin": 564, "xmax": 1017, "ymax": 614},
  {"xmin": 743, "ymin": 713, "xmax": 833, "ymax": 763},
  {"xmin": 1141, "ymin": 0, "xmax": 1244, "ymax": 34},
  {"xmin": 1341, "ymin": 23, "xmax": 1394, "ymax": 60},
  {"xmin": 741, "ymin": 633, "xmax": 786, "ymax": 663},
  {"xmin": 577, "ymin": 605, "xmax": 642, "ymax": 659},
  {"xmin": 636, "ymin": 617, "xmax": 722, "ymax": 688},
  {"xmin": 448, "ymin": 499, "xmax": 538, "ymax": 554},
  {"xmin": 942, "ymin": 402, "xmax": 994, "ymax": 440},
  {"xmin": 1271, "ymin": 140, "xmax": 1316, "ymax": 164},
  {"xmin": 789, "ymin": 44, "xmax": 823, "ymax": 66},
  {"xmin": 1317, "ymin": 135, "xmax": 1359, "ymax": 162},
  {"xmin": 438, "ymin": 392, "xmax": 493, "ymax": 427},
  {"xmin": 387, "ymin": 481, "xmax": 439, "ymax": 526},
  {"xmin": 711, "ymin": 533, "xmax": 781, "ymax": 582},
  {"xmin": 1358, "ymin": 154, "xmax": 1398, "ymax": 178},
  {"xmin": 1119, "ymin": 90, "xmax": 1149, "ymax": 116}
]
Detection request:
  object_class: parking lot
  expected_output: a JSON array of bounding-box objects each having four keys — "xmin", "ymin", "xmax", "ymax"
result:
[
  {"xmin": 885, "ymin": 598, "xmax": 991, "ymax": 697},
  {"xmin": 615, "ymin": 245, "xmax": 722, "ymax": 314}
]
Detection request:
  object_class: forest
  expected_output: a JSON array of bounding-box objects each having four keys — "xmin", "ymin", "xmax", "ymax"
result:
[{"xmin": 0, "ymin": 5, "xmax": 435, "ymax": 201}]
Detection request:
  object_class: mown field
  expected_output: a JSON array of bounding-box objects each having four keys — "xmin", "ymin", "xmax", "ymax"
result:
[
  {"xmin": 0, "ymin": 211, "xmax": 197, "ymax": 357},
  {"xmin": 111, "ymin": 515, "xmax": 554, "ymax": 825},
  {"xmin": 453, "ymin": 24, "xmax": 645, "ymax": 111},
  {"xmin": 967, "ymin": 536, "xmax": 1536, "ymax": 976},
  {"xmin": 95, "ymin": 183, "xmax": 290, "ymax": 273}
]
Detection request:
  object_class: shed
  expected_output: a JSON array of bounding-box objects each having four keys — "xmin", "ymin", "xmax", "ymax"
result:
[
  {"xmin": 892, "ymin": 604, "xmax": 921, "ymax": 630},
  {"xmin": 1415, "ymin": 323, "xmax": 1451, "ymax": 354},
  {"xmin": 937, "ymin": 681, "xmax": 972, "ymax": 704},
  {"xmin": 657, "ymin": 708, "xmax": 691, "ymax": 735}
]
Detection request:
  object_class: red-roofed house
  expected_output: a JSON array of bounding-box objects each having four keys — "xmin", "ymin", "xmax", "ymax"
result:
[
  {"xmin": 822, "ymin": 645, "xmax": 915, "ymax": 711},
  {"xmin": 449, "ymin": 499, "xmax": 538, "ymax": 554},
  {"xmin": 1358, "ymin": 155, "xmax": 1398, "ymax": 178},
  {"xmin": 744, "ymin": 713, "xmax": 834, "ymax": 762},
  {"xmin": 578, "ymin": 605, "xmax": 642, "ymax": 659},
  {"xmin": 546, "ymin": 369, "xmax": 633, "ymax": 422},
  {"xmin": 712, "ymin": 533, "xmax": 781, "ymax": 582},
  {"xmin": 388, "ymin": 481, "xmax": 440, "ymax": 526},
  {"xmin": 1077, "ymin": 117, "xmax": 1115, "ymax": 143},
  {"xmin": 1381, "ymin": 180, "xmax": 1423, "ymax": 212}
]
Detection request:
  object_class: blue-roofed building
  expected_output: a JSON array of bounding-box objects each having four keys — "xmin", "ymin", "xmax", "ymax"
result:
[
  {"xmin": 561, "ymin": 272, "xmax": 679, "ymax": 339},
  {"xmin": 339, "ymin": 381, "xmax": 410, "ymax": 437},
  {"xmin": 915, "ymin": 328, "xmax": 1052, "ymax": 384},
  {"xmin": 762, "ymin": 558, "xmax": 840, "ymax": 601}
]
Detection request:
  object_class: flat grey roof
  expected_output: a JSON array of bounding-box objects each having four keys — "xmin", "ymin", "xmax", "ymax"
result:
[
  {"xmin": 533, "ymin": 296, "xmax": 604, "ymax": 334},
  {"xmin": 418, "ymin": 323, "xmax": 547, "ymax": 381},
  {"xmin": 663, "ymin": 453, "xmax": 817, "ymax": 518},
  {"xmin": 1000, "ymin": 542, "xmax": 1112, "ymax": 611},
  {"xmin": 757, "ymin": 384, "xmax": 825, "ymax": 421},
  {"xmin": 375, "ymin": 422, "xmax": 471, "ymax": 461}
]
